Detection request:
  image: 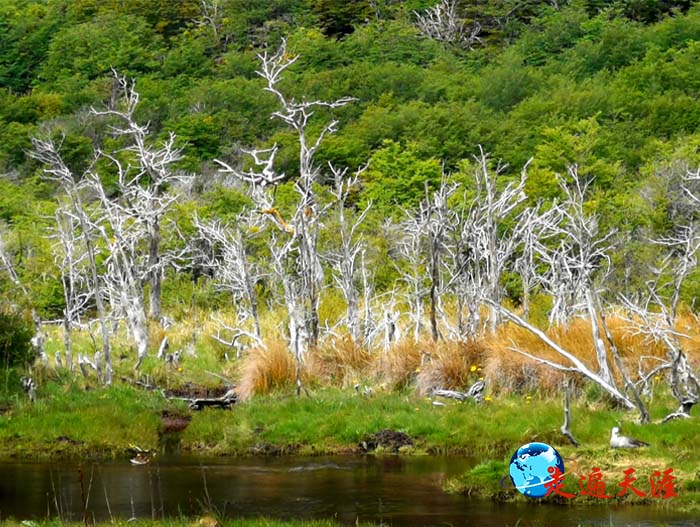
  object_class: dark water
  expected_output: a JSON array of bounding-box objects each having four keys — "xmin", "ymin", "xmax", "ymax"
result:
[{"xmin": 0, "ymin": 456, "xmax": 697, "ymax": 526}]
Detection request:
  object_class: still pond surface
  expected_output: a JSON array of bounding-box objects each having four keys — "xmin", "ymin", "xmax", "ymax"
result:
[{"xmin": 0, "ymin": 456, "xmax": 697, "ymax": 526}]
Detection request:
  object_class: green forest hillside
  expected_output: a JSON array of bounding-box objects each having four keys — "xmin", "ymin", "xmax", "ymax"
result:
[
  {"xmin": 3, "ymin": 0, "xmax": 700, "ymax": 414},
  {"xmin": 3, "ymin": 0, "xmax": 700, "ymax": 312}
]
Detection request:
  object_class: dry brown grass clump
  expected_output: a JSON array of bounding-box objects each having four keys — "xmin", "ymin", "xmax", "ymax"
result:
[
  {"xmin": 235, "ymin": 338, "xmax": 299, "ymax": 401},
  {"xmin": 307, "ymin": 334, "xmax": 372, "ymax": 386},
  {"xmin": 374, "ymin": 339, "xmax": 426, "ymax": 389},
  {"xmin": 415, "ymin": 340, "xmax": 488, "ymax": 395},
  {"xmin": 148, "ymin": 324, "xmax": 167, "ymax": 350},
  {"xmin": 207, "ymin": 309, "xmax": 700, "ymax": 399},
  {"xmin": 481, "ymin": 315, "xmax": 684, "ymax": 394},
  {"xmin": 367, "ymin": 313, "xmax": 700, "ymax": 396},
  {"xmin": 483, "ymin": 319, "xmax": 607, "ymax": 394}
]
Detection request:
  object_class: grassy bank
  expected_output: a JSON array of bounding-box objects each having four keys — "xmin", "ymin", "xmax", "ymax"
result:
[
  {"xmin": 2, "ymin": 381, "xmax": 699, "ymax": 508},
  {"xmin": 0, "ymin": 381, "xmax": 644, "ymax": 459},
  {"xmin": 0, "ymin": 520, "xmax": 377, "ymax": 527}
]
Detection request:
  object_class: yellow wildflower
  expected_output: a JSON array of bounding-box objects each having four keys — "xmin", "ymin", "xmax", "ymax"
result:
[{"xmin": 470, "ymin": 365, "xmax": 477, "ymax": 372}]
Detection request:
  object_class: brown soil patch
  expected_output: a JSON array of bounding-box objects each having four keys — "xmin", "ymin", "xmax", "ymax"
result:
[
  {"xmin": 359, "ymin": 429, "xmax": 414, "ymax": 452},
  {"xmin": 160, "ymin": 410, "xmax": 192, "ymax": 433}
]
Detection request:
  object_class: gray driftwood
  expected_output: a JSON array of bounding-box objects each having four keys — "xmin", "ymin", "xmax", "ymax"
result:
[
  {"xmin": 188, "ymin": 388, "xmax": 237, "ymax": 410},
  {"xmin": 432, "ymin": 380, "xmax": 485, "ymax": 402}
]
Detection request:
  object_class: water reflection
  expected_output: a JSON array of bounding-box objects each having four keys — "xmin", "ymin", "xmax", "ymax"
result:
[{"xmin": 0, "ymin": 456, "xmax": 696, "ymax": 526}]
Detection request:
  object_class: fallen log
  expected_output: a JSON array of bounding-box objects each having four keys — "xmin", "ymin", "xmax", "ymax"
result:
[
  {"xmin": 188, "ymin": 388, "xmax": 237, "ymax": 411},
  {"xmin": 661, "ymin": 398, "xmax": 696, "ymax": 423},
  {"xmin": 120, "ymin": 376, "xmax": 236, "ymax": 410},
  {"xmin": 432, "ymin": 389, "xmax": 471, "ymax": 401},
  {"xmin": 432, "ymin": 380, "xmax": 485, "ymax": 403}
]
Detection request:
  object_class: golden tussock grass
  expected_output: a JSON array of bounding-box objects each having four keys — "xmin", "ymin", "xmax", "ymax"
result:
[
  {"xmin": 307, "ymin": 334, "xmax": 372, "ymax": 386},
  {"xmin": 235, "ymin": 338, "xmax": 300, "ymax": 401},
  {"xmin": 374, "ymin": 339, "xmax": 426, "ymax": 389},
  {"xmin": 105, "ymin": 307, "xmax": 700, "ymax": 398},
  {"xmin": 148, "ymin": 324, "xmax": 167, "ymax": 350},
  {"xmin": 373, "ymin": 336, "xmax": 484, "ymax": 390},
  {"xmin": 415, "ymin": 340, "xmax": 488, "ymax": 395},
  {"xmin": 482, "ymin": 314, "xmax": 700, "ymax": 394},
  {"xmin": 482, "ymin": 321, "xmax": 566, "ymax": 394}
]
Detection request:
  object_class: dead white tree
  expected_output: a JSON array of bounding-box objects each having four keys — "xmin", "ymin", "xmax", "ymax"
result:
[
  {"xmin": 326, "ymin": 164, "xmax": 372, "ymax": 344},
  {"xmin": 84, "ymin": 158, "xmax": 151, "ymax": 371},
  {"xmin": 271, "ymin": 229, "xmax": 309, "ymax": 394},
  {"xmin": 0, "ymin": 226, "xmax": 23, "ymax": 293},
  {"xmin": 446, "ymin": 202, "xmax": 486, "ymax": 338},
  {"xmin": 20, "ymin": 376, "xmax": 37, "ymax": 403},
  {"xmin": 487, "ymin": 299, "xmax": 637, "ymax": 409},
  {"xmin": 423, "ymin": 178, "xmax": 458, "ymax": 341},
  {"xmin": 514, "ymin": 205, "xmax": 546, "ymax": 321},
  {"xmin": 51, "ymin": 204, "xmax": 93, "ymax": 371},
  {"xmin": 91, "ymin": 72, "xmax": 189, "ymax": 323},
  {"xmin": 390, "ymin": 177, "xmax": 462, "ymax": 344},
  {"xmin": 394, "ymin": 211, "xmax": 428, "ymax": 342},
  {"xmin": 622, "ymin": 224, "xmax": 700, "ymax": 421},
  {"xmin": 359, "ymin": 249, "xmax": 378, "ymax": 345},
  {"xmin": 30, "ymin": 138, "xmax": 114, "ymax": 384},
  {"xmin": 195, "ymin": 0, "xmax": 225, "ymax": 43},
  {"xmin": 560, "ymin": 377, "xmax": 579, "ymax": 446},
  {"xmin": 215, "ymin": 39, "xmax": 356, "ymax": 393},
  {"xmin": 539, "ymin": 168, "xmax": 617, "ymax": 386},
  {"xmin": 194, "ymin": 212, "xmax": 265, "ymax": 350},
  {"xmin": 483, "ymin": 166, "xmax": 652, "ymax": 418},
  {"xmin": 414, "ymin": 0, "xmax": 482, "ymax": 49},
  {"xmin": 466, "ymin": 149, "xmax": 530, "ymax": 333},
  {"xmin": 1, "ymin": 222, "xmax": 51, "ymax": 368},
  {"xmin": 216, "ymin": 142, "xmax": 307, "ymax": 378},
  {"xmin": 537, "ymin": 240, "xmax": 580, "ymax": 327},
  {"xmin": 0, "ymin": 226, "xmax": 49, "ymax": 362},
  {"xmin": 258, "ymin": 39, "xmax": 353, "ymax": 348},
  {"xmin": 394, "ymin": 175, "xmax": 462, "ymax": 343},
  {"xmin": 532, "ymin": 170, "xmax": 644, "ymax": 414},
  {"xmin": 438, "ymin": 154, "xmax": 531, "ymax": 338}
]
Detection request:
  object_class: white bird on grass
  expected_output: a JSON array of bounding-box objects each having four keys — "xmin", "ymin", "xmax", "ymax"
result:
[{"xmin": 610, "ymin": 427, "xmax": 650, "ymax": 448}]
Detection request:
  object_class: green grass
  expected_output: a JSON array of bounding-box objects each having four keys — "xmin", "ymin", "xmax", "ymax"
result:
[
  {"xmin": 439, "ymin": 395, "xmax": 700, "ymax": 509},
  {"xmin": 182, "ymin": 389, "xmax": 573, "ymax": 455},
  {"xmin": 0, "ymin": 520, "xmax": 378, "ymax": 527},
  {"xmin": 0, "ymin": 382, "xmax": 188, "ymax": 458}
]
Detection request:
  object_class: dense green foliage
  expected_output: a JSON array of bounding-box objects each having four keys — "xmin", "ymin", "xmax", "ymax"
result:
[
  {"xmin": 2, "ymin": 0, "xmax": 700, "ymax": 315},
  {"xmin": 0, "ymin": 308, "xmax": 35, "ymax": 367}
]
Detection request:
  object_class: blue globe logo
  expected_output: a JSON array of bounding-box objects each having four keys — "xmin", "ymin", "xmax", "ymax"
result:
[{"xmin": 509, "ymin": 442, "xmax": 565, "ymax": 498}]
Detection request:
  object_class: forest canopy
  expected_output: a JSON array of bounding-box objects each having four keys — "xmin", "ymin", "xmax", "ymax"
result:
[{"xmin": 2, "ymin": 0, "xmax": 700, "ymax": 320}]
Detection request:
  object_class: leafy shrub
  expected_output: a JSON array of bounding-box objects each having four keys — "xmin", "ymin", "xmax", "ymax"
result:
[{"xmin": 0, "ymin": 308, "xmax": 36, "ymax": 368}]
